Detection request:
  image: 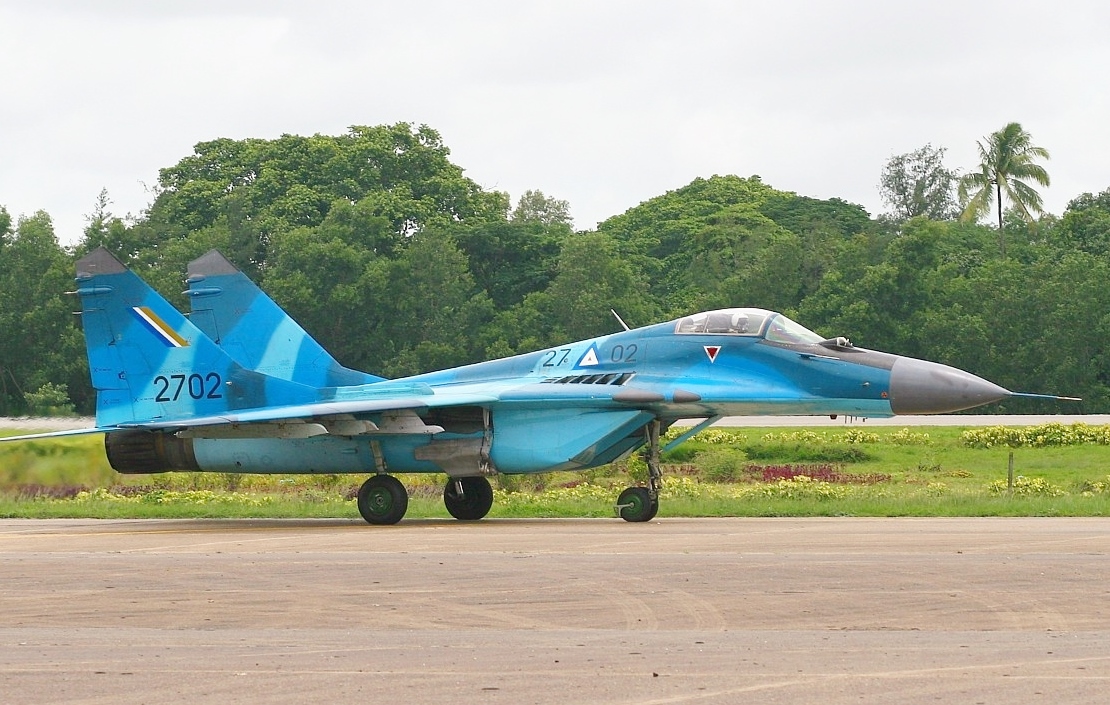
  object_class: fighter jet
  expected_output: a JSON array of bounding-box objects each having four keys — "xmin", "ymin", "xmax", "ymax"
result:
[{"xmin": 2, "ymin": 247, "xmax": 1070, "ymax": 524}]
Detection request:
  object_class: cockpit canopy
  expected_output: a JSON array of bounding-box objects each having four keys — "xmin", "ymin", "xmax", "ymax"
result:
[{"xmin": 673, "ymin": 308, "xmax": 826, "ymax": 345}]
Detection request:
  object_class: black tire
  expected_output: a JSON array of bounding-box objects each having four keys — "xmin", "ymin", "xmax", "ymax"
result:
[
  {"xmin": 357, "ymin": 475, "xmax": 408, "ymax": 525},
  {"xmin": 443, "ymin": 476, "xmax": 494, "ymax": 521},
  {"xmin": 617, "ymin": 486, "xmax": 656, "ymax": 522}
]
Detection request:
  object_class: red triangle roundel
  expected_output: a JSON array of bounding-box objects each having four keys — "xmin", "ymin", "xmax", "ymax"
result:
[{"xmin": 704, "ymin": 345, "xmax": 721, "ymax": 363}]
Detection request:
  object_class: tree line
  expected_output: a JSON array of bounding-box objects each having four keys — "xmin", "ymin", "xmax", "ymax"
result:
[{"xmin": 1, "ymin": 121, "xmax": 1106, "ymax": 416}]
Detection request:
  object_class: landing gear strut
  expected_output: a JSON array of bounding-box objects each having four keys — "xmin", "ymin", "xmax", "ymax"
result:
[
  {"xmin": 443, "ymin": 476, "xmax": 494, "ymax": 521},
  {"xmin": 617, "ymin": 420, "xmax": 662, "ymax": 522}
]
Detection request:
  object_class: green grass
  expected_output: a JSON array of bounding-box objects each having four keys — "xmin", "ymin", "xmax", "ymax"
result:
[{"xmin": 3, "ymin": 424, "xmax": 1110, "ymax": 518}]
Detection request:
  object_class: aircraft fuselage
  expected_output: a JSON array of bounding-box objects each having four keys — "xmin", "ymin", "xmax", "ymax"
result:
[{"xmin": 106, "ymin": 309, "xmax": 1008, "ymax": 478}]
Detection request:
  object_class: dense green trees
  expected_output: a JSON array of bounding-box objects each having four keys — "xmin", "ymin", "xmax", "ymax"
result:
[
  {"xmin": 150, "ymin": 124, "xmax": 505, "ymax": 240},
  {"xmin": 0, "ymin": 209, "xmax": 87, "ymax": 415},
  {"xmin": 1, "ymin": 123, "xmax": 1107, "ymax": 416},
  {"xmin": 1053, "ymin": 188, "xmax": 1110, "ymax": 255}
]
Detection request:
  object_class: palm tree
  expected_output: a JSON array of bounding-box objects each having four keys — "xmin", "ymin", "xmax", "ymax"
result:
[{"xmin": 959, "ymin": 122, "xmax": 1050, "ymax": 257}]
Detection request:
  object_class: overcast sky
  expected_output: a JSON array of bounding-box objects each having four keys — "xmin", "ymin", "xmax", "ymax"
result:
[{"xmin": 2, "ymin": 0, "xmax": 1107, "ymax": 243}]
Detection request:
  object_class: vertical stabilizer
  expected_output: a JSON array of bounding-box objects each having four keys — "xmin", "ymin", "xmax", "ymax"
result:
[
  {"xmin": 75, "ymin": 248, "xmax": 318, "ymax": 427},
  {"xmin": 186, "ymin": 250, "xmax": 385, "ymax": 387}
]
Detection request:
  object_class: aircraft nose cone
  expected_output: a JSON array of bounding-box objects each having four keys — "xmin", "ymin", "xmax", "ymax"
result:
[{"xmin": 889, "ymin": 357, "xmax": 1010, "ymax": 415}]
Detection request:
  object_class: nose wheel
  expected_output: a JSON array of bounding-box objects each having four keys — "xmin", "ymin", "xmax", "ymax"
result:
[
  {"xmin": 616, "ymin": 486, "xmax": 659, "ymax": 522},
  {"xmin": 616, "ymin": 419, "xmax": 663, "ymax": 522}
]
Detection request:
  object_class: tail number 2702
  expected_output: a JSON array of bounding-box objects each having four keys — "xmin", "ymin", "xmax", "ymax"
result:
[{"xmin": 153, "ymin": 373, "xmax": 223, "ymax": 402}]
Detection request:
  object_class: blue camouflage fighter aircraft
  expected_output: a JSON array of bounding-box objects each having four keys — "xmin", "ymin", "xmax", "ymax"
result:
[{"xmin": 2, "ymin": 247, "xmax": 1072, "ymax": 524}]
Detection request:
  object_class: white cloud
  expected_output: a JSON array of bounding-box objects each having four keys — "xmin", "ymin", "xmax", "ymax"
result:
[{"xmin": 1, "ymin": 0, "xmax": 1108, "ymax": 241}]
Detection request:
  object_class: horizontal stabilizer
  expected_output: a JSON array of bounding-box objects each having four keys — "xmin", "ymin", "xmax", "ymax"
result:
[{"xmin": 0, "ymin": 426, "xmax": 116, "ymax": 443}]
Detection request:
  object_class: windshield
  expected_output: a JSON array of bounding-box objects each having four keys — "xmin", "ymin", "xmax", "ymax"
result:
[{"xmin": 763, "ymin": 314, "xmax": 825, "ymax": 344}]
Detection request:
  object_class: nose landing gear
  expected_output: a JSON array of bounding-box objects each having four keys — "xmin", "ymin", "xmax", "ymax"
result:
[
  {"xmin": 616, "ymin": 420, "xmax": 662, "ymax": 522},
  {"xmin": 616, "ymin": 486, "xmax": 659, "ymax": 522}
]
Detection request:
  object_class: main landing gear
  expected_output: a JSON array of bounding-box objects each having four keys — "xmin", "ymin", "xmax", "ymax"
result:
[
  {"xmin": 616, "ymin": 420, "xmax": 662, "ymax": 522},
  {"xmin": 356, "ymin": 474, "xmax": 495, "ymax": 525},
  {"xmin": 357, "ymin": 475, "xmax": 408, "ymax": 525},
  {"xmin": 443, "ymin": 476, "xmax": 494, "ymax": 520}
]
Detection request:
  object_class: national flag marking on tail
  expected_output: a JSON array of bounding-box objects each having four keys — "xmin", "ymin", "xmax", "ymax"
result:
[{"xmin": 131, "ymin": 306, "xmax": 189, "ymax": 347}]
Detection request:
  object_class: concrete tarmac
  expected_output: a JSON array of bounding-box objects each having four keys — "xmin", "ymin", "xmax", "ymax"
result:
[{"xmin": 2, "ymin": 517, "xmax": 1109, "ymax": 704}]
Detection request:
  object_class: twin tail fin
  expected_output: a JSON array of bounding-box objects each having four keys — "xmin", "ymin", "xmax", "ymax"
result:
[{"xmin": 76, "ymin": 248, "xmax": 319, "ymax": 428}]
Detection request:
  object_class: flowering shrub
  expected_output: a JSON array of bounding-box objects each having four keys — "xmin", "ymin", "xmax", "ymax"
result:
[
  {"xmin": 761, "ymin": 428, "xmax": 924, "ymax": 446},
  {"xmin": 961, "ymin": 423, "xmax": 1110, "ymax": 448},
  {"xmin": 887, "ymin": 428, "xmax": 932, "ymax": 446},
  {"xmin": 924, "ymin": 482, "xmax": 949, "ymax": 496},
  {"xmin": 1079, "ymin": 477, "xmax": 1110, "ymax": 496},
  {"xmin": 761, "ymin": 430, "xmax": 828, "ymax": 444},
  {"xmin": 986, "ymin": 476, "xmax": 1065, "ymax": 496},
  {"xmin": 841, "ymin": 429, "xmax": 882, "ymax": 444},
  {"xmin": 658, "ymin": 476, "xmax": 708, "ymax": 500},
  {"xmin": 757, "ymin": 476, "xmax": 849, "ymax": 500},
  {"xmin": 662, "ymin": 428, "xmax": 746, "ymax": 445}
]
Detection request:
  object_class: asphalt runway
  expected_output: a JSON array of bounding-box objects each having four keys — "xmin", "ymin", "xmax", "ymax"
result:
[{"xmin": 2, "ymin": 518, "xmax": 1109, "ymax": 704}]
